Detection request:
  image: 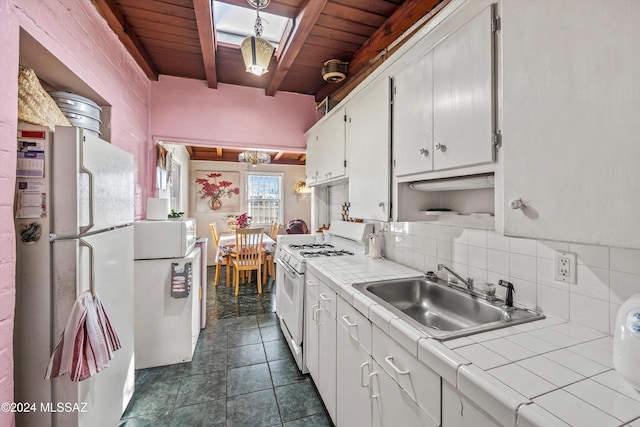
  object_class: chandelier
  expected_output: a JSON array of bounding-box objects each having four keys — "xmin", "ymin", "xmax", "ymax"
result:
[
  {"xmin": 240, "ymin": 0, "xmax": 275, "ymax": 76},
  {"xmin": 238, "ymin": 150, "xmax": 271, "ymax": 167}
]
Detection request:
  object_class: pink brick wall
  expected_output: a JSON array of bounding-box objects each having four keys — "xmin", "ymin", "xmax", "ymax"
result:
[
  {"xmin": 151, "ymin": 75, "xmax": 317, "ymax": 151},
  {"xmin": 0, "ymin": 1, "xmax": 151, "ymax": 425}
]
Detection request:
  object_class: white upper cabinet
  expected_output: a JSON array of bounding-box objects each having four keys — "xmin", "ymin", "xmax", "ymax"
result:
[
  {"xmin": 347, "ymin": 78, "xmax": 391, "ymax": 221},
  {"xmin": 393, "ymin": 51, "xmax": 434, "ymax": 177},
  {"xmin": 393, "ymin": 4, "xmax": 495, "ymax": 180},
  {"xmin": 499, "ymin": 0, "xmax": 640, "ymax": 248},
  {"xmin": 305, "ymin": 106, "xmax": 347, "ymax": 186},
  {"xmin": 433, "ymin": 5, "xmax": 494, "ymax": 171}
]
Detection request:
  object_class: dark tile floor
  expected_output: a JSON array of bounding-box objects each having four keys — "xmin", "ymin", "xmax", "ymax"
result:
[{"xmin": 119, "ymin": 267, "xmax": 333, "ymax": 427}]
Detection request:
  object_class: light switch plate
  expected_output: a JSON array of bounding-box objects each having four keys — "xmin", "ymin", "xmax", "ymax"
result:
[{"xmin": 554, "ymin": 251, "xmax": 577, "ymax": 284}]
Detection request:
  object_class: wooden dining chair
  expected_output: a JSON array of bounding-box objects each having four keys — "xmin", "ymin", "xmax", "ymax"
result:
[
  {"xmin": 209, "ymin": 222, "xmax": 231, "ymax": 287},
  {"xmin": 232, "ymin": 228, "xmax": 264, "ymax": 296},
  {"xmin": 262, "ymin": 221, "xmax": 280, "ymax": 283}
]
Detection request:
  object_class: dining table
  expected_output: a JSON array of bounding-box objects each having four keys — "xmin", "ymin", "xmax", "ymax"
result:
[{"xmin": 213, "ymin": 230, "xmax": 277, "ymax": 264}]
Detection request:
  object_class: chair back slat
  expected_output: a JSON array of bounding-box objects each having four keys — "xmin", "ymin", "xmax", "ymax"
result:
[
  {"xmin": 235, "ymin": 228, "xmax": 264, "ymax": 266},
  {"xmin": 269, "ymin": 221, "xmax": 280, "ymax": 240},
  {"xmin": 209, "ymin": 222, "xmax": 220, "ymax": 246}
]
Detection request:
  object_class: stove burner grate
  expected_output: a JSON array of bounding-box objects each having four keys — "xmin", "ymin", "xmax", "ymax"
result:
[
  {"xmin": 289, "ymin": 243, "xmax": 334, "ymax": 250},
  {"xmin": 300, "ymin": 249, "xmax": 355, "ymax": 258}
]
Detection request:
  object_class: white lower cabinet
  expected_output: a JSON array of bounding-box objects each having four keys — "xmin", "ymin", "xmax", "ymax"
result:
[
  {"xmin": 442, "ymin": 381, "xmax": 499, "ymax": 427},
  {"xmin": 372, "ymin": 326, "xmax": 441, "ymax": 425},
  {"xmin": 305, "ymin": 273, "xmax": 337, "ymax": 424},
  {"xmin": 336, "ymin": 298, "xmax": 372, "ymax": 427},
  {"xmin": 370, "ymin": 359, "xmax": 435, "ymax": 427}
]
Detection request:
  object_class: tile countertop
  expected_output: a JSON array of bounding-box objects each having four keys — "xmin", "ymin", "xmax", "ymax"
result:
[{"xmin": 305, "ymin": 255, "xmax": 640, "ymax": 427}]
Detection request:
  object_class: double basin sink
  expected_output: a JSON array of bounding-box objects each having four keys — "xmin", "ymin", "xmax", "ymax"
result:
[{"xmin": 353, "ymin": 276, "xmax": 545, "ymax": 340}]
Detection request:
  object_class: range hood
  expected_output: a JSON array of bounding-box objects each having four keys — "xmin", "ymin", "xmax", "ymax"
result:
[{"xmin": 409, "ymin": 173, "xmax": 494, "ymax": 192}]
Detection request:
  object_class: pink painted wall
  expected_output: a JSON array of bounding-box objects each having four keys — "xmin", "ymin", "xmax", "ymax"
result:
[
  {"xmin": 0, "ymin": 1, "xmax": 151, "ymax": 425},
  {"xmin": 151, "ymin": 76, "xmax": 317, "ymax": 150}
]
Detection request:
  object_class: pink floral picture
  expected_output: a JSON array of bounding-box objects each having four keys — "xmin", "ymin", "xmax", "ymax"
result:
[{"xmin": 195, "ymin": 171, "xmax": 241, "ymax": 212}]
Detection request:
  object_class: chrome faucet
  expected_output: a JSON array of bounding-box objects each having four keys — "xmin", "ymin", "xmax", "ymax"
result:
[{"xmin": 437, "ymin": 264, "xmax": 474, "ymax": 291}]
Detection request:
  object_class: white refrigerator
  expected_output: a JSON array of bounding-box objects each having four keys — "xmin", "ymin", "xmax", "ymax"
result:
[{"xmin": 14, "ymin": 125, "xmax": 135, "ymax": 427}]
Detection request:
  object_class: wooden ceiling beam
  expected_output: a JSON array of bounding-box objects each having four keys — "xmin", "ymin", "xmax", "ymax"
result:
[
  {"xmin": 216, "ymin": 147, "xmax": 223, "ymax": 157},
  {"xmin": 92, "ymin": 0, "xmax": 159, "ymax": 80},
  {"xmin": 265, "ymin": 0, "xmax": 328, "ymax": 96},
  {"xmin": 314, "ymin": 0, "xmax": 444, "ymax": 102},
  {"xmin": 193, "ymin": 0, "xmax": 218, "ymax": 89},
  {"xmin": 274, "ymin": 151, "xmax": 284, "ymax": 161}
]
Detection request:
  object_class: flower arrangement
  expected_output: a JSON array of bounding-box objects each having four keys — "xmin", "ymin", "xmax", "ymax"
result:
[
  {"xmin": 195, "ymin": 172, "xmax": 240, "ymax": 210},
  {"xmin": 224, "ymin": 213, "xmax": 252, "ymax": 229}
]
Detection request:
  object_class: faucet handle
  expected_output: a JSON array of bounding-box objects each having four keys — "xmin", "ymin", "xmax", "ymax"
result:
[{"xmin": 498, "ymin": 280, "xmax": 515, "ymax": 308}]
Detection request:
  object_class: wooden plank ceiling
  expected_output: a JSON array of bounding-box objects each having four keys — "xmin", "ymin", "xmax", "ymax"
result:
[
  {"xmin": 91, "ymin": 0, "xmax": 445, "ymax": 164},
  {"xmin": 92, "ymin": 0, "xmax": 445, "ymax": 101},
  {"xmin": 187, "ymin": 146, "xmax": 307, "ymax": 165}
]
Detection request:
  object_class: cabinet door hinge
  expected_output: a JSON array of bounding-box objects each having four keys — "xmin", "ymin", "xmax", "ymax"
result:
[
  {"xmin": 344, "ymin": 159, "xmax": 347, "ymax": 168},
  {"xmin": 492, "ymin": 130, "xmax": 502, "ymax": 149},
  {"xmin": 344, "ymin": 114, "xmax": 348, "ymax": 122},
  {"xmin": 492, "ymin": 15, "xmax": 501, "ymax": 32}
]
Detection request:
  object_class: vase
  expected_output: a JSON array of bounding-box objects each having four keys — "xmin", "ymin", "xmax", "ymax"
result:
[{"xmin": 209, "ymin": 197, "xmax": 222, "ymax": 210}]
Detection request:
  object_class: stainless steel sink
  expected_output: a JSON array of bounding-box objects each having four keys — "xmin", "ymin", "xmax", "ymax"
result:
[{"xmin": 352, "ymin": 277, "xmax": 545, "ymax": 340}]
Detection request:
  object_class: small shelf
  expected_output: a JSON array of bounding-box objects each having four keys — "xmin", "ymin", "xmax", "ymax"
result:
[{"xmin": 419, "ymin": 213, "xmax": 495, "ymax": 230}]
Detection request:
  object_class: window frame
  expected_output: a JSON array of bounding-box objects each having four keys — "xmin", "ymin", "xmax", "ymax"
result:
[{"xmin": 246, "ymin": 172, "xmax": 284, "ymax": 227}]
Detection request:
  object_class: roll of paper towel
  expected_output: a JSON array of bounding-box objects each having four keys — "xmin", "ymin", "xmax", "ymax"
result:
[{"xmin": 146, "ymin": 198, "xmax": 170, "ymax": 220}]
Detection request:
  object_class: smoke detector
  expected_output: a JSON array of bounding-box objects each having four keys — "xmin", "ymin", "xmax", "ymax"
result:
[{"xmin": 322, "ymin": 60, "xmax": 348, "ymax": 83}]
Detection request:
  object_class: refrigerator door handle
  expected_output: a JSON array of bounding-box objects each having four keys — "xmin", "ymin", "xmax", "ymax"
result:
[
  {"xmin": 79, "ymin": 238, "xmax": 95, "ymax": 295},
  {"xmin": 79, "ymin": 141, "xmax": 95, "ymax": 234}
]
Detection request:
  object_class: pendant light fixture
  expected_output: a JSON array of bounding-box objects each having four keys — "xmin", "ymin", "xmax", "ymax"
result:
[
  {"xmin": 238, "ymin": 150, "xmax": 271, "ymax": 167},
  {"xmin": 240, "ymin": 0, "xmax": 275, "ymax": 76}
]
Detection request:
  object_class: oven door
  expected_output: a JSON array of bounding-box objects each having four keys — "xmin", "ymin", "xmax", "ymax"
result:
[{"xmin": 276, "ymin": 258, "xmax": 304, "ymax": 345}]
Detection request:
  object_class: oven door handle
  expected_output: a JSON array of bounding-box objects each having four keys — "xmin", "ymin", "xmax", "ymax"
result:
[{"xmin": 276, "ymin": 258, "xmax": 300, "ymax": 279}]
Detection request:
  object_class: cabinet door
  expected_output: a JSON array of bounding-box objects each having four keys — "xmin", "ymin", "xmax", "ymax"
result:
[
  {"xmin": 500, "ymin": 0, "xmax": 640, "ymax": 248},
  {"xmin": 337, "ymin": 298, "xmax": 373, "ymax": 427},
  {"xmin": 393, "ymin": 50, "xmax": 434, "ymax": 177},
  {"xmin": 347, "ymin": 78, "xmax": 391, "ymax": 221},
  {"xmin": 370, "ymin": 360, "xmax": 436, "ymax": 427},
  {"xmin": 318, "ymin": 106, "xmax": 346, "ymax": 183},
  {"xmin": 304, "ymin": 283, "xmax": 319, "ymax": 380},
  {"xmin": 442, "ymin": 382, "xmax": 499, "ymax": 427},
  {"xmin": 305, "ymin": 129, "xmax": 320, "ymax": 185},
  {"xmin": 318, "ymin": 305, "xmax": 337, "ymax": 423},
  {"xmin": 433, "ymin": 5, "xmax": 494, "ymax": 170}
]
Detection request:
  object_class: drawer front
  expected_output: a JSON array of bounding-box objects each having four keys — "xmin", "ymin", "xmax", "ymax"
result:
[
  {"xmin": 372, "ymin": 326, "xmax": 441, "ymax": 424},
  {"xmin": 337, "ymin": 296, "xmax": 372, "ymax": 354},
  {"xmin": 318, "ymin": 280, "xmax": 337, "ymax": 317},
  {"xmin": 305, "ymin": 271, "xmax": 319, "ymax": 299}
]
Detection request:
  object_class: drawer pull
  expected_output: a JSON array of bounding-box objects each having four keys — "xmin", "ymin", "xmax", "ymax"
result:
[
  {"xmin": 311, "ymin": 304, "xmax": 319, "ymax": 321},
  {"xmin": 360, "ymin": 362, "xmax": 370, "ymax": 387},
  {"xmin": 305, "ymin": 280, "xmax": 316, "ymax": 286},
  {"xmin": 319, "ymin": 293, "xmax": 331, "ymax": 302},
  {"xmin": 385, "ymin": 356, "xmax": 410, "ymax": 375},
  {"xmin": 342, "ymin": 315, "xmax": 357, "ymax": 327}
]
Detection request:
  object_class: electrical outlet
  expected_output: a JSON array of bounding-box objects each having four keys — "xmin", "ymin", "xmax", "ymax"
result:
[{"xmin": 554, "ymin": 251, "xmax": 577, "ymax": 284}]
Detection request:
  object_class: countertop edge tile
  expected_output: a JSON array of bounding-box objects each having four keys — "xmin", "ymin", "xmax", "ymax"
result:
[
  {"xmin": 389, "ymin": 318, "xmax": 426, "ymax": 357},
  {"xmin": 418, "ymin": 338, "xmax": 470, "ymax": 387},
  {"xmin": 458, "ymin": 364, "xmax": 530, "ymax": 427},
  {"xmin": 517, "ymin": 403, "xmax": 571, "ymax": 427}
]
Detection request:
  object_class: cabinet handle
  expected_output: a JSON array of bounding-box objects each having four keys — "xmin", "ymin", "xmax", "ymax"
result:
[
  {"xmin": 419, "ymin": 147, "xmax": 430, "ymax": 157},
  {"xmin": 385, "ymin": 356, "xmax": 410, "ymax": 375},
  {"xmin": 435, "ymin": 143, "xmax": 447, "ymax": 152},
  {"xmin": 311, "ymin": 304, "xmax": 319, "ymax": 321},
  {"xmin": 360, "ymin": 362, "xmax": 370, "ymax": 387},
  {"xmin": 319, "ymin": 293, "xmax": 331, "ymax": 302},
  {"xmin": 509, "ymin": 198, "xmax": 524, "ymax": 209},
  {"xmin": 305, "ymin": 280, "xmax": 316, "ymax": 287},
  {"xmin": 315, "ymin": 307, "xmax": 322, "ymax": 325},
  {"xmin": 368, "ymin": 372, "xmax": 379, "ymax": 399},
  {"xmin": 342, "ymin": 315, "xmax": 357, "ymax": 327}
]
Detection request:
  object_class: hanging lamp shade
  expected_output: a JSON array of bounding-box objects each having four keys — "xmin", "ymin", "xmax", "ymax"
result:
[{"xmin": 240, "ymin": 36, "xmax": 274, "ymax": 76}]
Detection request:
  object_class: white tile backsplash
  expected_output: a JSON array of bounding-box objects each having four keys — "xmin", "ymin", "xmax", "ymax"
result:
[{"xmin": 382, "ymin": 222, "xmax": 634, "ymax": 335}]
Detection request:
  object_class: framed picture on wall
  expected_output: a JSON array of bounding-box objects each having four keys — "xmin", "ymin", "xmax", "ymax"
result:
[{"xmin": 194, "ymin": 171, "xmax": 241, "ymax": 212}]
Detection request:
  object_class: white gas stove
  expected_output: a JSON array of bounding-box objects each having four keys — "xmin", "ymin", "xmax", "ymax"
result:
[{"xmin": 275, "ymin": 221, "xmax": 373, "ymax": 373}]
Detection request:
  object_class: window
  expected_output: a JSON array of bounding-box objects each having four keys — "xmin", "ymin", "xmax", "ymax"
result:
[
  {"xmin": 247, "ymin": 173, "xmax": 282, "ymax": 225},
  {"xmin": 213, "ymin": 1, "xmax": 291, "ymax": 48}
]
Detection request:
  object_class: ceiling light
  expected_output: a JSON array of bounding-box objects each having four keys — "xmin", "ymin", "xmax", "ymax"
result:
[
  {"xmin": 238, "ymin": 150, "xmax": 271, "ymax": 167},
  {"xmin": 240, "ymin": 0, "xmax": 275, "ymax": 76}
]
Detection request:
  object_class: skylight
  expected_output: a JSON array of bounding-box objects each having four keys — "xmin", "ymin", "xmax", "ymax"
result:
[{"xmin": 213, "ymin": 1, "xmax": 290, "ymax": 48}]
